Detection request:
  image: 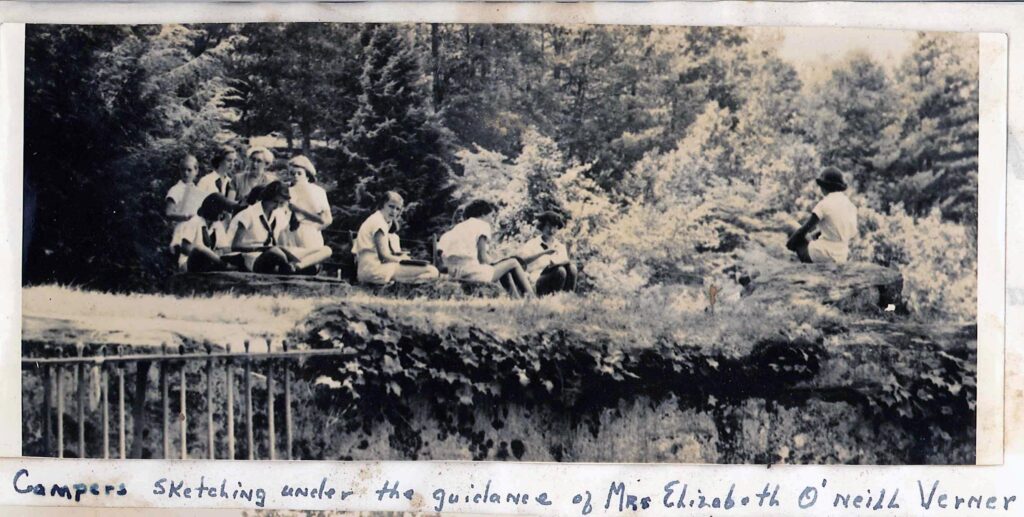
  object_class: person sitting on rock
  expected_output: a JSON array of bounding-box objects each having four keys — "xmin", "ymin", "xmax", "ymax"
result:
[
  {"xmin": 516, "ymin": 211, "xmax": 577, "ymax": 296},
  {"xmin": 170, "ymin": 193, "xmax": 238, "ymax": 273},
  {"xmin": 277, "ymin": 155, "xmax": 333, "ymax": 274},
  {"xmin": 437, "ymin": 199, "xmax": 535, "ymax": 298},
  {"xmin": 786, "ymin": 167, "xmax": 858, "ymax": 264},
  {"xmin": 353, "ymin": 191, "xmax": 439, "ymax": 285}
]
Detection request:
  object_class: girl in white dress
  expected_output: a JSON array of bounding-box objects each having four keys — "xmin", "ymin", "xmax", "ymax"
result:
[
  {"xmin": 438, "ymin": 200, "xmax": 534, "ymax": 298},
  {"xmin": 165, "ymin": 154, "xmax": 205, "ymax": 225},
  {"xmin": 278, "ymin": 155, "xmax": 332, "ymax": 273},
  {"xmin": 353, "ymin": 191, "xmax": 439, "ymax": 285}
]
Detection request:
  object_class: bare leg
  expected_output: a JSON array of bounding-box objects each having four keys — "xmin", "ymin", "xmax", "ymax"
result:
[
  {"xmin": 253, "ymin": 247, "xmax": 295, "ymax": 274},
  {"xmin": 392, "ymin": 264, "xmax": 440, "ymax": 284},
  {"xmin": 491, "ymin": 258, "xmax": 535, "ymax": 297}
]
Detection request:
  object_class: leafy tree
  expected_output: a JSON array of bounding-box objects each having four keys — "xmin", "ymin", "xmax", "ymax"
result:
[
  {"xmin": 24, "ymin": 24, "xmax": 241, "ymax": 290},
  {"xmin": 808, "ymin": 52, "xmax": 899, "ymax": 196},
  {"xmin": 881, "ymin": 33, "xmax": 979, "ymax": 222},
  {"xmin": 225, "ymin": 23, "xmax": 361, "ymax": 152}
]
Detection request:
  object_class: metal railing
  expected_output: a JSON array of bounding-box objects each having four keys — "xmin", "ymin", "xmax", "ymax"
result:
[{"xmin": 22, "ymin": 341, "xmax": 348, "ymax": 461}]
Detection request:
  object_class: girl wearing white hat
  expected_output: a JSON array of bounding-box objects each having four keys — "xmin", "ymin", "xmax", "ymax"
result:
[{"xmin": 279, "ymin": 155, "xmax": 333, "ymax": 273}]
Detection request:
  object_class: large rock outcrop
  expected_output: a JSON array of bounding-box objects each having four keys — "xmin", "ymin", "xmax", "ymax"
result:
[{"xmin": 728, "ymin": 245, "xmax": 904, "ymax": 314}]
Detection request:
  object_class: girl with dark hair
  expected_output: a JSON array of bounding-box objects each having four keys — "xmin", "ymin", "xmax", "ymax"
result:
[
  {"xmin": 516, "ymin": 211, "xmax": 577, "ymax": 295},
  {"xmin": 437, "ymin": 200, "xmax": 535, "ymax": 298},
  {"xmin": 786, "ymin": 167, "xmax": 858, "ymax": 264},
  {"xmin": 229, "ymin": 181, "xmax": 298, "ymax": 274},
  {"xmin": 197, "ymin": 145, "xmax": 239, "ymax": 200},
  {"xmin": 170, "ymin": 193, "xmax": 237, "ymax": 272}
]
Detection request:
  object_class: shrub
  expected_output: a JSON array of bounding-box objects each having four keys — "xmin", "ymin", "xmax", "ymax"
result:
[{"xmin": 852, "ymin": 204, "xmax": 975, "ymax": 320}]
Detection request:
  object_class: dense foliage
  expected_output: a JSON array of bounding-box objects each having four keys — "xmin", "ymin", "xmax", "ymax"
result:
[
  {"xmin": 301, "ymin": 294, "xmax": 974, "ymax": 462},
  {"xmin": 24, "ymin": 24, "xmax": 978, "ymax": 322}
]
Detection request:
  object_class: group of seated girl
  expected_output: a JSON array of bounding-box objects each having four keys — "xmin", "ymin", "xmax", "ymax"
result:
[
  {"xmin": 167, "ymin": 146, "xmax": 333, "ymax": 274},
  {"xmin": 354, "ymin": 194, "xmax": 576, "ymax": 298}
]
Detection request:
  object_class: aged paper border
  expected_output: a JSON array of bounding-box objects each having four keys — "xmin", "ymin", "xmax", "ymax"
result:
[{"xmin": 0, "ymin": 2, "xmax": 1015, "ymax": 514}]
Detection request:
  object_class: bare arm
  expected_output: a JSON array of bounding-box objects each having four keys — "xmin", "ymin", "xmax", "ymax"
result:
[
  {"xmin": 373, "ymin": 230, "xmax": 402, "ymax": 263},
  {"xmin": 786, "ymin": 213, "xmax": 820, "ymax": 250},
  {"xmin": 518, "ymin": 248, "xmax": 557, "ymax": 265},
  {"xmin": 289, "ymin": 202, "xmax": 329, "ymax": 226}
]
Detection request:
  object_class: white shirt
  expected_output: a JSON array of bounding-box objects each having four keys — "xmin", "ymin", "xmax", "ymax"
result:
[
  {"xmin": 289, "ymin": 182, "xmax": 330, "ymax": 228},
  {"xmin": 518, "ymin": 236, "xmax": 570, "ymax": 278},
  {"xmin": 170, "ymin": 215, "xmax": 210, "ymax": 270},
  {"xmin": 209, "ymin": 219, "xmax": 234, "ymax": 252},
  {"xmin": 166, "ymin": 180, "xmax": 206, "ymax": 218},
  {"xmin": 812, "ymin": 192, "xmax": 858, "ymax": 244},
  {"xmin": 231, "ymin": 203, "xmax": 285, "ymax": 249},
  {"xmin": 438, "ymin": 218, "xmax": 491, "ymax": 262},
  {"xmin": 196, "ymin": 171, "xmax": 233, "ymax": 198},
  {"xmin": 353, "ymin": 211, "xmax": 390, "ymax": 256}
]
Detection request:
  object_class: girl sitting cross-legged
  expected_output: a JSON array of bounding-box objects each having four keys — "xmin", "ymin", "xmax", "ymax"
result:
[
  {"xmin": 170, "ymin": 193, "xmax": 238, "ymax": 273},
  {"xmin": 437, "ymin": 199, "xmax": 535, "ymax": 298},
  {"xmin": 277, "ymin": 155, "xmax": 333, "ymax": 274},
  {"xmin": 229, "ymin": 180, "xmax": 305, "ymax": 274}
]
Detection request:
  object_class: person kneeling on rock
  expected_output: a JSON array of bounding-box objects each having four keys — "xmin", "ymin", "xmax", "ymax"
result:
[{"xmin": 786, "ymin": 167, "xmax": 858, "ymax": 264}]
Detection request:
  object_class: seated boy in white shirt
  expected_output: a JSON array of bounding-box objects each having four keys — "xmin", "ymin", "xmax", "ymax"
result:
[
  {"xmin": 437, "ymin": 200, "xmax": 535, "ymax": 298},
  {"xmin": 516, "ymin": 211, "xmax": 576, "ymax": 296},
  {"xmin": 786, "ymin": 167, "xmax": 858, "ymax": 264}
]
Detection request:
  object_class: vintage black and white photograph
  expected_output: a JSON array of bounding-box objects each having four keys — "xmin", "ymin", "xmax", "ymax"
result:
[{"xmin": 20, "ymin": 22, "xmax": 980, "ymax": 464}]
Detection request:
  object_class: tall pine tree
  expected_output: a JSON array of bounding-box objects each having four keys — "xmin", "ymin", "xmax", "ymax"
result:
[
  {"xmin": 338, "ymin": 24, "xmax": 455, "ymax": 238},
  {"xmin": 884, "ymin": 33, "xmax": 979, "ymax": 222}
]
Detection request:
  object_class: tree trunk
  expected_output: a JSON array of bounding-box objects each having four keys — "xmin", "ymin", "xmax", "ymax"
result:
[
  {"xmin": 431, "ymin": 23, "xmax": 442, "ymax": 108},
  {"xmin": 301, "ymin": 118, "xmax": 312, "ymax": 155}
]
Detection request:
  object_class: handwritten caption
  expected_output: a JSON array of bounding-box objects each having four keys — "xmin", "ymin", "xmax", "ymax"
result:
[{"xmin": 10, "ymin": 468, "xmax": 1020, "ymax": 513}]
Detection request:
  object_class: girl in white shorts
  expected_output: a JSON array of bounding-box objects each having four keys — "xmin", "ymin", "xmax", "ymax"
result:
[
  {"xmin": 786, "ymin": 167, "xmax": 858, "ymax": 264},
  {"xmin": 438, "ymin": 200, "xmax": 534, "ymax": 298}
]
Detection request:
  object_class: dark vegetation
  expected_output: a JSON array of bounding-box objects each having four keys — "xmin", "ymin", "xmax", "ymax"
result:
[{"xmin": 24, "ymin": 25, "xmax": 978, "ymax": 296}]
